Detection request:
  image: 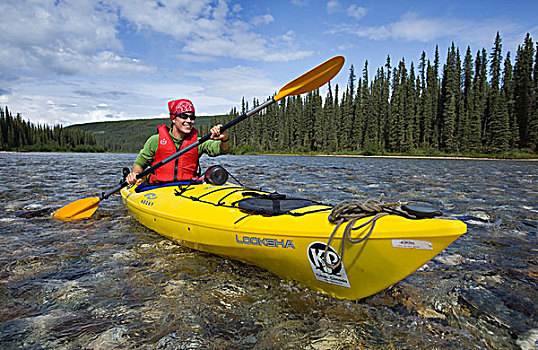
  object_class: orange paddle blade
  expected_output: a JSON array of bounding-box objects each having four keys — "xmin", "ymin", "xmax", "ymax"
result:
[
  {"xmin": 274, "ymin": 55, "xmax": 345, "ymax": 101},
  {"xmin": 52, "ymin": 196, "xmax": 101, "ymax": 220}
]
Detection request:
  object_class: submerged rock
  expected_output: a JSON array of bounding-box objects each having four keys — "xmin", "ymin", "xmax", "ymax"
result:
[
  {"xmin": 87, "ymin": 326, "xmax": 131, "ymax": 349},
  {"xmin": 435, "ymin": 254, "xmax": 466, "ymax": 266},
  {"xmin": 516, "ymin": 328, "xmax": 538, "ymax": 350}
]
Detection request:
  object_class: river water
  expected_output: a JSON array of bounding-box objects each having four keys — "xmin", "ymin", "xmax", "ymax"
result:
[{"xmin": 0, "ymin": 152, "xmax": 536, "ymax": 349}]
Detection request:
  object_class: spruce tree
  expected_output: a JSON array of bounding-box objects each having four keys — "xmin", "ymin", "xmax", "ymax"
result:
[
  {"xmin": 417, "ymin": 52, "xmax": 427, "ymax": 147},
  {"xmin": 502, "ymin": 52, "xmax": 519, "ymax": 149},
  {"xmin": 310, "ymin": 89, "xmax": 324, "ymax": 151},
  {"xmin": 381, "ymin": 56, "xmax": 392, "ymax": 151},
  {"xmin": 513, "ymin": 33, "xmax": 534, "ymax": 148},
  {"xmin": 357, "ymin": 61, "xmax": 370, "ymax": 151},
  {"xmin": 422, "ymin": 62, "xmax": 435, "ymax": 149},
  {"xmin": 333, "ymin": 84, "xmax": 341, "ymax": 151},
  {"xmin": 342, "ymin": 65, "xmax": 356, "ymax": 150},
  {"xmin": 432, "ymin": 46, "xmax": 441, "ymax": 149},
  {"xmin": 461, "ymin": 47, "xmax": 475, "ymax": 152},
  {"xmin": 355, "ymin": 78, "xmax": 364, "ymax": 150},
  {"xmin": 489, "ymin": 93, "xmax": 510, "ymax": 153},
  {"xmin": 389, "ymin": 59, "xmax": 409, "ymax": 152},
  {"xmin": 440, "ymin": 44, "xmax": 458, "ymax": 152},
  {"xmin": 323, "ymin": 82, "xmax": 335, "ymax": 152},
  {"xmin": 0, "ymin": 108, "xmax": 5, "ymax": 149},
  {"xmin": 529, "ymin": 42, "xmax": 538, "ymax": 152},
  {"xmin": 365, "ymin": 71, "xmax": 380, "ymax": 153},
  {"xmin": 473, "ymin": 49, "xmax": 489, "ymax": 150},
  {"xmin": 404, "ymin": 62, "xmax": 417, "ymax": 152},
  {"xmin": 487, "ymin": 32, "xmax": 508, "ymax": 152}
]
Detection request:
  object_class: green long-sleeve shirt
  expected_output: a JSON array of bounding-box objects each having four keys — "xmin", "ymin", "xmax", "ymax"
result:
[{"xmin": 133, "ymin": 128, "xmax": 228, "ymax": 169}]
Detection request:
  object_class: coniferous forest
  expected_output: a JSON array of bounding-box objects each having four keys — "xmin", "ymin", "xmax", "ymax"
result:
[
  {"xmin": 2, "ymin": 32, "xmax": 537, "ymax": 157},
  {"xmin": 0, "ymin": 106, "xmax": 103, "ymax": 152},
  {"xmin": 214, "ymin": 32, "xmax": 538, "ymax": 156}
]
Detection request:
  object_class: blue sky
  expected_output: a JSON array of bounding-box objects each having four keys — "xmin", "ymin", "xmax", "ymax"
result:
[{"xmin": 1, "ymin": 0, "xmax": 536, "ymax": 126}]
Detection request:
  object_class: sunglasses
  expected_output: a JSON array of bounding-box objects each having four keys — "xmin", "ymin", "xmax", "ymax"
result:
[{"xmin": 171, "ymin": 113, "xmax": 196, "ymax": 121}]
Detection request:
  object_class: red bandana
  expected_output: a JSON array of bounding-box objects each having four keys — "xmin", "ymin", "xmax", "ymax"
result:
[{"xmin": 168, "ymin": 99, "xmax": 195, "ymax": 120}]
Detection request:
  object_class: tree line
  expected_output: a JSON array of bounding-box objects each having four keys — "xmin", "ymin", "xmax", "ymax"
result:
[
  {"xmin": 217, "ymin": 32, "xmax": 537, "ymax": 156},
  {"xmin": 2, "ymin": 32, "xmax": 537, "ymax": 156},
  {"xmin": 0, "ymin": 106, "xmax": 104, "ymax": 152},
  {"xmin": 69, "ymin": 116, "xmax": 219, "ymax": 153}
]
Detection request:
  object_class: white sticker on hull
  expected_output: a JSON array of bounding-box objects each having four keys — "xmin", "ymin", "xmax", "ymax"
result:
[
  {"xmin": 307, "ymin": 242, "xmax": 350, "ymax": 288},
  {"xmin": 392, "ymin": 239, "xmax": 433, "ymax": 250}
]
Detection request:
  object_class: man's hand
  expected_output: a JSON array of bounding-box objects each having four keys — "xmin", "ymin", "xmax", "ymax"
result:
[{"xmin": 126, "ymin": 165, "xmax": 144, "ymax": 185}]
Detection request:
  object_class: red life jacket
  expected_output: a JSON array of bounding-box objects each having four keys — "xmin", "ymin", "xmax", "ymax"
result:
[{"xmin": 149, "ymin": 124, "xmax": 198, "ymax": 183}]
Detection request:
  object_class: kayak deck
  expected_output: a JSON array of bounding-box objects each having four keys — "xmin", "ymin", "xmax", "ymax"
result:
[{"xmin": 121, "ymin": 182, "xmax": 466, "ymax": 300}]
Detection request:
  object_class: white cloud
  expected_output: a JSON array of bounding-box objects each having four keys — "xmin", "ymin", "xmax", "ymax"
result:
[
  {"xmin": 327, "ymin": 0, "xmax": 341, "ymax": 15},
  {"xmin": 3, "ymin": 65, "xmax": 278, "ymax": 126},
  {"xmin": 390, "ymin": 12, "xmax": 456, "ymax": 42},
  {"xmin": 278, "ymin": 31, "xmax": 297, "ymax": 45},
  {"xmin": 347, "ymin": 5, "xmax": 367, "ymax": 20},
  {"xmin": 7, "ymin": 92, "xmax": 118, "ymax": 126},
  {"xmin": 0, "ymin": 0, "xmax": 310, "ymax": 83},
  {"xmin": 251, "ymin": 14, "xmax": 275, "ymax": 26},
  {"xmin": 0, "ymin": 0, "xmax": 153, "ymax": 78},
  {"xmin": 3, "ymin": 75, "xmax": 199, "ymax": 126},
  {"xmin": 174, "ymin": 54, "xmax": 217, "ymax": 63},
  {"xmin": 329, "ymin": 12, "xmax": 526, "ymax": 49},
  {"xmin": 331, "ymin": 24, "xmax": 390, "ymax": 40},
  {"xmin": 291, "ymin": 0, "xmax": 309, "ymax": 6},
  {"xmin": 110, "ymin": 0, "xmax": 308, "ymax": 62},
  {"xmin": 327, "ymin": 1, "xmax": 367, "ymax": 20},
  {"xmin": 185, "ymin": 66, "xmax": 277, "ymax": 110},
  {"xmin": 0, "ymin": 2, "xmax": 119, "ymax": 53},
  {"xmin": 182, "ymin": 20, "xmax": 312, "ymax": 62},
  {"xmin": 118, "ymin": 0, "xmax": 228, "ymax": 41},
  {"xmin": 232, "ymin": 4, "xmax": 242, "ymax": 12}
]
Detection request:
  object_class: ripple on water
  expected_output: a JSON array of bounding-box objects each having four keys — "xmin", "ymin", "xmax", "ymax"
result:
[{"xmin": 0, "ymin": 153, "xmax": 536, "ymax": 348}]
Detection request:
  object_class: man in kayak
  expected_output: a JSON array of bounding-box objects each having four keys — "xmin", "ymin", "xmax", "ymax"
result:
[{"xmin": 126, "ymin": 99, "xmax": 230, "ymax": 185}]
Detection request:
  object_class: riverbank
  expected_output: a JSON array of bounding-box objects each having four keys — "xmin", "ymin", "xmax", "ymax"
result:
[
  {"xmin": 245, "ymin": 152, "xmax": 538, "ymax": 161},
  {"xmin": 309, "ymin": 153, "xmax": 538, "ymax": 161},
  {"xmin": 2, "ymin": 150, "xmax": 537, "ymax": 161}
]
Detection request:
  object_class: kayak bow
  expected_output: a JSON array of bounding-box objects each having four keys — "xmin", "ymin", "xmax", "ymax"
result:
[{"xmin": 121, "ymin": 181, "xmax": 466, "ymax": 300}]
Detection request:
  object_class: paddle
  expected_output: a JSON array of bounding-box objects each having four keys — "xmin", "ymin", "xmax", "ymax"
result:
[{"xmin": 52, "ymin": 55, "xmax": 345, "ymax": 220}]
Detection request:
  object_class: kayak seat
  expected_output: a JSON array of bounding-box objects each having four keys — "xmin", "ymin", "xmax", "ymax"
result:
[{"xmin": 233, "ymin": 193, "xmax": 321, "ymax": 216}]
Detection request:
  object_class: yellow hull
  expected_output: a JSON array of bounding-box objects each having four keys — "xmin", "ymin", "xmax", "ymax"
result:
[{"xmin": 121, "ymin": 183, "xmax": 466, "ymax": 300}]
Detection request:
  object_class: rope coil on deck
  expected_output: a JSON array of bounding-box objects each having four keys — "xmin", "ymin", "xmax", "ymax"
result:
[{"xmin": 324, "ymin": 194, "xmax": 408, "ymax": 269}]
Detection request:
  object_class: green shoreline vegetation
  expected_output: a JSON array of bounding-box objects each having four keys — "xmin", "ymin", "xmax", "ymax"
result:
[
  {"xmin": 2, "ymin": 32, "xmax": 537, "ymax": 159},
  {"xmin": 1, "ymin": 109, "xmax": 535, "ymax": 159},
  {"xmin": 236, "ymin": 150, "xmax": 538, "ymax": 161},
  {"xmin": 0, "ymin": 106, "xmax": 104, "ymax": 152}
]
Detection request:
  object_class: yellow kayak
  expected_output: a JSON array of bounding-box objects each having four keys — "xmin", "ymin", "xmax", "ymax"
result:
[{"xmin": 121, "ymin": 180, "xmax": 466, "ymax": 300}]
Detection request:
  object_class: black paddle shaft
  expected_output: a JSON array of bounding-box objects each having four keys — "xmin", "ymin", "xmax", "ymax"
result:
[{"xmin": 100, "ymin": 98, "xmax": 275, "ymax": 200}]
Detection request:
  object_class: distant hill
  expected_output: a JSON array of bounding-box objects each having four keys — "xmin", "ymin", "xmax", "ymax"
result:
[{"xmin": 67, "ymin": 115, "xmax": 230, "ymax": 153}]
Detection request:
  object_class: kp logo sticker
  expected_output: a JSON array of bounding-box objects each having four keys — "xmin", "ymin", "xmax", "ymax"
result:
[{"xmin": 307, "ymin": 242, "xmax": 350, "ymax": 288}]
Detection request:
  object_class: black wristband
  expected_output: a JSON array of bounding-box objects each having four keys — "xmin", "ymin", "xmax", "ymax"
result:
[{"xmin": 221, "ymin": 137, "xmax": 230, "ymax": 143}]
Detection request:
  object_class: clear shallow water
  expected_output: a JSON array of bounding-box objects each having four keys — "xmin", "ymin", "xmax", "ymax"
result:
[{"xmin": 0, "ymin": 152, "xmax": 536, "ymax": 349}]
